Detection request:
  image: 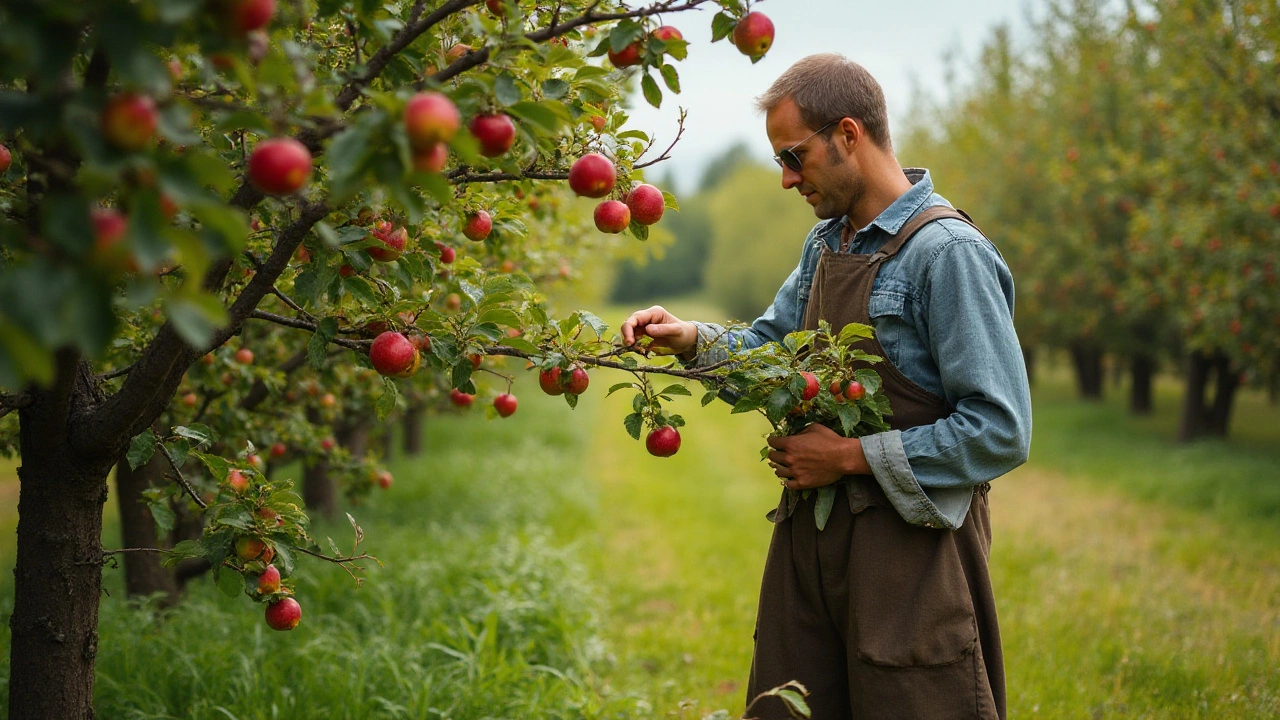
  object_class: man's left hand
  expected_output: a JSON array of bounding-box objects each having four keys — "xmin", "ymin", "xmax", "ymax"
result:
[{"xmin": 766, "ymin": 423, "xmax": 869, "ymax": 491}]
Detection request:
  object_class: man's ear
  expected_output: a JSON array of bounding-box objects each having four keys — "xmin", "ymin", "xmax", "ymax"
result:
[{"xmin": 836, "ymin": 117, "xmax": 862, "ymax": 154}]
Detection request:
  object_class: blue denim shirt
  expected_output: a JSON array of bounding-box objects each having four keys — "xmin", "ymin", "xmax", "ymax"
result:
[{"xmin": 689, "ymin": 169, "xmax": 1032, "ymax": 529}]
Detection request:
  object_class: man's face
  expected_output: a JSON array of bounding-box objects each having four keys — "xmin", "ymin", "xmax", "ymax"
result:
[{"xmin": 766, "ymin": 97, "xmax": 863, "ymax": 220}]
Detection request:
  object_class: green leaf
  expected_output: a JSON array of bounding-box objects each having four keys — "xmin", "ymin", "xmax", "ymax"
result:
[
  {"xmin": 606, "ymin": 382, "xmax": 635, "ymax": 397},
  {"xmin": 376, "ymin": 377, "xmax": 398, "ymax": 420},
  {"xmin": 127, "ymin": 430, "xmax": 158, "ymax": 470},
  {"xmin": 164, "ymin": 438, "xmax": 191, "ymax": 470},
  {"xmin": 165, "ymin": 295, "xmax": 227, "ymax": 348},
  {"xmin": 508, "ymin": 100, "xmax": 566, "ymax": 134},
  {"xmin": 628, "ymin": 219, "xmax": 650, "ymax": 241},
  {"xmin": 326, "ymin": 115, "xmax": 378, "ymax": 200},
  {"xmin": 494, "ymin": 72, "xmax": 522, "ymax": 106},
  {"xmin": 576, "ymin": 310, "xmax": 609, "ymax": 338},
  {"xmin": 565, "ymin": 392, "xmax": 579, "ymax": 409},
  {"xmin": 541, "ymin": 78, "xmax": 570, "ymax": 100},
  {"xmin": 641, "ymin": 73, "xmax": 662, "ymax": 109},
  {"xmin": 711, "ymin": 12, "xmax": 737, "ymax": 42},
  {"xmin": 623, "ymin": 412, "xmax": 644, "ymax": 441},
  {"xmin": 813, "ymin": 486, "xmax": 837, "ymax": 532},
  {"xmin": 701, "ymin": 391, "xmax": 719, "ymax": 407},
  {"xmin": 273, "ymin": 543, "xmax": 296, "ymax": 577},
  {"xmin": 215, "ymin": 567, "xmax": 243, "ymax": 599},
  {"xmin": 216, "ymin": 505, "xmax": 255, "ymax": 531},
  {"xmin": 660, "ymin": 64, "xmax": 681, "ymax": 93},
  {"xmin": 852, "ymin": 368, "xmax": 882, "ymax": 397},
  {"xmin": 478, "ymin": 308, "xmax": 521, "ymax": 327},
  {"xmin": 344, "ymin": 276, "xmax": 381, "ymax": 307},
  {"xmin": 609, "ymin": 21, "xmax": 644, "ymax": 53},
  {"xmin": 173, "ymin": 425, "xmax": 211, "ymax": 445},
  {"xmin": 777, "ymin": 687, "xmax": 812, "ymax": 717},
  {"xmin": 835, "ymin": 402, "xmax": 862, "ymax": 437},
  {"xmin": 837, "ymin": 322, "xmax": 875, "ymax": 346},
  {"xmin": 150, "ymin": 501, "xmax": 177, "ymax": 536},
  {"xmin": 731, "ymin": 394, "xmax": 766, "ymax": 415},
  {"xmin": 765, "ymin": 385, "xmax": 793, "ymax": 424},
  {"xmin": 309, "ymin": 316, "xmax": 339, "ymax": 370},
  {"xmin": 662, "ymin": 191, "xmax": 680, "ymax": 211},
  {"xmin": 658, "ymin": 383, "xmax": 692, "ymax": 397},
  {"xmin": 193, "ymin": 452, "xmax": 229, "ymax": 482}
]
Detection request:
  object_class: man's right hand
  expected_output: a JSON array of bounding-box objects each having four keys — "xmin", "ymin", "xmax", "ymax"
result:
[{"xmin": 620, "ymin": 305, "xmax": 699, "ymax": 356}]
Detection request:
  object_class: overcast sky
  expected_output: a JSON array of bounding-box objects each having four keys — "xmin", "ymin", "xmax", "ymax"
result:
[{"xmin": 619, "ymin": 0, "xmax": 1043, "ymax": 191}]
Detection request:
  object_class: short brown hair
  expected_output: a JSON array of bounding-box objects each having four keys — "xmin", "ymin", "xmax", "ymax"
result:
[{"xmin": 755, "ymin": 54, "xmax": 892, "ymax": 150}]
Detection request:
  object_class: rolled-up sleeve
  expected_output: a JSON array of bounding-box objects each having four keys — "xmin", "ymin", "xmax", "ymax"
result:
[{"xmin": 864, "ymin": 236, "xmax": 1032, "ymax": 529}]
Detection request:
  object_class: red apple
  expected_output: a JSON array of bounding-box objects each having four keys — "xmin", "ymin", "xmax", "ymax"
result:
[
  {"xmin": 226, "ymin": 0, "xmax": 276, "ymax": 34},
  {"xmin": 376, "ymin": 470, "xmax": 393, "ymax": 489},
  {"xmin": 469, "ymin": 113, "xmax": 516, "ymax": 157},
  {"xmin": 493, "ymin": 392, "xmax": 518, "ymax": 417},
  {"xmin": 201, "ymin": 353, "xmax": 215, "ymax": 366},
  {"xmin": 235, "ymin": 347, "xmax": 254, "ymax": 365},
  {"xmin": 565, "ymin": 366, "xmax": 590, "ymax": 395},
  {"xmin": 463, "ymin": 210, "xmax": 492, "ymax": 241},
  {"xmin": 228, "ymin": 469, "xmax": 250, "ymax": 494},
  {"xmin": 444, "ymin": 293, "xmax": 462, "ymax": 311},
  {"xmin": 0, "ymin": 143, "xmax": 10, "ymax": 173},
  {"xmin": 538, "ymin": 367, "xmax": 564, "ymax": 395},
  {"xmin": 485, "ymin": 0, "xmax": 505, "ymax": 17},
  {"xmin": 102, "ymin": 93, "xmax": 158, "ymax": 152},
  {"xmin": 435, "ymin": 241, "xmax": 455, "ymax": 263},
  {"xmin": 469, "ymin": 353, "xmax": 482, "ymax": 370},
  {"xmin": 91, "ymin": 208, "xmax": 128, "ymax": 253},
  {"xmin": 405, "ymin": 92, "xmax": 460, "ymax": 150},
  {"xmin": 247, "ymin": 138, "xmax": 313, "ymax": 195},
  {"xmin": 449, "ymin": 388, "xmax": 474, "ymax": 407},
  {"xmin": 645, "ymin": 426, "xmax": 681, "ymax": 457},
  {"xmin": 321, "ymin": 437, "xmax": 336, "ymax": 451},
  {"xmin": 589, "ymin": 115, "xmax": 607, "ymax": 132},
  {"xmin": 265, "ymin": 597, "xmax": 301, "ymax": 631},
  {"xmin": 339, "ymin": 264, "xmax": 355, "ymax": 278},
  {"xmin": 370, "ymin": 331, "xmax": 421, "ymax": 377},
  {"xmin": 367, "ymin": 221, "xmax": 408, "ymax": 262},
  {"xmin": 800, "ymin": 372, "xmax": 819, "ymax": 401},
  {"xmin": 594, "ymin": 200, "xmax": 630, "ymax": 233},
  {"xmin": 319, "ymin": 392, "xmax": 336, "ymax": 408},
  {"xmin": 829, "ymin": 380, "xmax": 844, "ymax": 398},
  {"xmin": 270, "ymin": 442, "xmax": 287, "ymax": 458},
  {"xmin": 412, "ymin": 142, "xmax": 448, "ymax": 172},
  {"xmin": 845, "ymin": 380, "xmax": 865, "ymax": 401},
  {"xmin": 625, "ymin": 183, "xmax": 664, "ymax": 225},
  {"xmin": 256, "ymin": 507, "xmax": 283, "ymax": 527},
  {"xmin": 568, "ymin": 153, "xmax": 616, "ymax": 198},
  {"xmin": 182, "ymin": 392, "xmax": 198, "ymax": 407},
  {"xmin": 733, "ymin": 12, "xmax": 775, "ymax": 58},
  {"xmin": 234, "ymin": 536, "xmax": 270, "ymax": 562},
  {"xmin": 652, "ymin": 26, "xmax": 683, "ymax": 42},
  {"xmin": 499, "ymin": 259, "xmax": 516, "ymax": 273},
  {"xmin": 256, "ymin": 564, "xmax": 281, "ymax": 594},
  {"xmin": 247, "ymin": 454, "xmax": 266, "ymax": 472},
  {"xmin": 608, "ymin": 40, "xmax": 642, "ymax": 68}
]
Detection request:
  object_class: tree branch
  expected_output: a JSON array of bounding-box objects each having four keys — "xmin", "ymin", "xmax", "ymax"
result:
[
  {"xmin": 247, "ymin": 310, "xmax": 369, "ymax": 351},
  {"xmin": 157, "ymin": 441, "xmax": 208, "ymax": 510}
]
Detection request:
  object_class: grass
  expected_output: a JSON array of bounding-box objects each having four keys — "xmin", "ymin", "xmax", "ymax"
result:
[{"xmin": 1, "ymin": 302, "xmax": 1278, "ymax": 717}]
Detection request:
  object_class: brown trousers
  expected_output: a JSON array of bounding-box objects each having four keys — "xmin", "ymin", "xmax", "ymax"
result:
[{"xmin": 746, "ymin": 479, "xmax": 1004, "ymax": 719}]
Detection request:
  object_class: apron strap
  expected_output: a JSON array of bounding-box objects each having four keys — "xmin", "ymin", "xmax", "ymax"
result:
[{"xmin": 866, "ymin": 205, "xmax": 985, "ymax": 266}]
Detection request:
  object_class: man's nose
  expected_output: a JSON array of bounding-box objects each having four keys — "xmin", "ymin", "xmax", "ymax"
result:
[{"xmin": 780, "ymin": 166, "xmax": 802, "ymax": 189}]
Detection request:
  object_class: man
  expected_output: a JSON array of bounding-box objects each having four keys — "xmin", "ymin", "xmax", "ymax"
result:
[{"xmin": 621, "ymin": 54, "xmax": 1032, "ymax": 719}]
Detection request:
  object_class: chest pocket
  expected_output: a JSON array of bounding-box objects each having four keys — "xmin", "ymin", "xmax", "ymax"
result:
[{"xmin": 867, "ymin": 290, "xmax": 909, "ymax": 369}]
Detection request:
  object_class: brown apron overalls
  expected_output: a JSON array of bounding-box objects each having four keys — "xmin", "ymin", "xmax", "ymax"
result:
[{"xmin": 746, "ymin": 207, "xmax": 1005, "ymax": 720}]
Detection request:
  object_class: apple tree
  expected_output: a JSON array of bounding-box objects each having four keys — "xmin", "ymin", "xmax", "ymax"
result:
[{"xmin": 0, "ymin": 1, "xmax": 879, "ymax": 717}]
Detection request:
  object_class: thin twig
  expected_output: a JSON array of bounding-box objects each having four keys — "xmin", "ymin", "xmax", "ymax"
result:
[
  {"xmin": 102, "ymin": 547, "xmax": 171, "ymax": 556},
  {"xmin": 248, "ymin": 310, "xmax": 369, "ymax": 351},
  {"xmin": 156, "ymin": 442, "xmax": 208, "ymax": 510}
]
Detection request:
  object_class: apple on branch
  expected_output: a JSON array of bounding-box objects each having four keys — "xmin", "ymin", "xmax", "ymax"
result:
[
  {"xmin": 0, "ymin": 143, "xmax": 11, "ymax": 173},
  {"xmin": 366, "ymin": 221, "xmax": 408, "ymax": 262},
  {"xmin": 405, "ymin": 92, "xmax": 460, "ymax": 150},
  {"xmin": 370, "ymin": 331, "xmax": 421, "ymax": 378},
  {"xmin": 569, "ymin": 153, "xmax": 616, "ymax": 198},
  {"xmin": 594, "ymin": 200, "xmax": 630, "ymax": 233},
  {"xmin": 265, "ymin": 597, "xmax": 301, "ymax": 631},
  {"xmin": 469, "ymin": 113, "xmax": 516, "ymax": 157},
  {"xmin": 247, "ymin": 138, "xmax": 313, "ymax": 196},
  {"xmin": 463, "ymin": 210, "xmax": 492, "ymax": 241},
  {"xmin": 646, "ymin": 426, "xmax": 681, "ymax": 457},
  {"xmin": 493, "ymin": 392, "xmax": 518, "ymax": 417},
  {"xmin": 733, "ymin": 12, "xmax": 775, "ymax": 58},
  {"xmin": 625, "ymin": 184, "xmax": 665, "ymax": 225},
  {"xmin": 101, "ymin": 93, "xmax": 159, "ymax": 152}
]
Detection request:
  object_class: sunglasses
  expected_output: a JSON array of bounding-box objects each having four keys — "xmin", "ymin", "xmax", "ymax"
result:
[{"xmin": 772, "ymin": 120, "xmax": 838, "ymax": 172}]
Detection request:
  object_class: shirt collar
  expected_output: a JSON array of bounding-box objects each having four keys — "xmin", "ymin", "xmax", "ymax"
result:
[{"xmin": 841, "ymin": 167, "xmax": 933, "ymax": 238}]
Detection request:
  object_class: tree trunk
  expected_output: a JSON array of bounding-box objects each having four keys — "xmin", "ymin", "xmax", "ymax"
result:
[
  {"xmin": 1208, "ymin": 354, "xmax": 1240, "ymax": 437},
  {"xmin": 8, "ymin": 444, "xmax": 113, "ymax": 719},
  {"xmin": 1021, "ymin": 345, "xmax": 1036, "ymax": 388},
  {"xmin": 1069, "ymin": 340, "xmax": 1105, "ymax": 400},
  {"xmin": 1130, "ymin": 353, "xmax": 1155, "ymax": 415},
  {"xmin": 402, "ymin": 401, "xmax": 426, "ymax": 456},
  {"xmin": 1177, "ymin": 350, "xmax": 1211, "ymax": 442},
  {"xmin": 303, "ymin": 458, "xmax": 338, "ymax": 519},
  {"xmin": 114, "ymin": 452, "xmax": 180, "ymax": 603}
]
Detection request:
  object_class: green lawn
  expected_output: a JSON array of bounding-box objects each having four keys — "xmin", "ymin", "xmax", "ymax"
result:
[{"xmin": 1, "ymin": 311, "xmax": 1278, "ymax": 717}]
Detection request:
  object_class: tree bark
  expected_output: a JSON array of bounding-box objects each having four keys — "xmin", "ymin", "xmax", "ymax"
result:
[
  {"xmin": 303, "ymin": 458, "xmax": 338, "ymax": 519},
  {"xmin": 1129, "ymin": 353, "xmax": 1155, "ymax": 415},
  {"xmin": 1069, "ymin": 340, "xmax": 1105, "ymax": 400},
  {"xmin": 1177, "ymin": 350, "xmax": 1212, "ymax": 443},
  {"xmin": 1208, "ymin": 354, "xmax": 1240, "ymax": 437},
  {"xmin": 114, "ymin": 452, "xmax": 180, "ymax": 603},
  {"xmin": 9, "ymin": 360, "xmax": 115, "ymax": 720}
]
